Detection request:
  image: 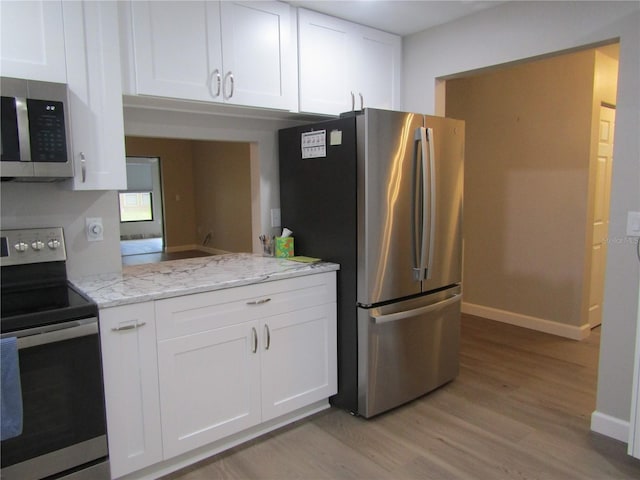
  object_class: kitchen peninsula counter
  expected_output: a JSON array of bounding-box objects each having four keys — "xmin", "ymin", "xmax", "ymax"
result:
[{"xmin": 71, "ymin": 252, "xmax": 339, "ymax": 308}]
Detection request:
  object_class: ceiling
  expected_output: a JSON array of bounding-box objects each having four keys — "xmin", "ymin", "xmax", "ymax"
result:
[{"xmin": 286, "ymin": 0, "xmax": 506, "ymax": 36}]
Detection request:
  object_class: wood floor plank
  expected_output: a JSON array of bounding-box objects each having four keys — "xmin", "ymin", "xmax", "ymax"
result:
[{"xmin": 163, "ymin": 314, "xmax": 640, "ymax": 480}]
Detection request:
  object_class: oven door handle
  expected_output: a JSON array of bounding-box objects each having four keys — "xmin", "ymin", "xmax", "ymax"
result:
[{"xmin": 11, "ymin": 318, "xmax": 98, "ymax": 350}]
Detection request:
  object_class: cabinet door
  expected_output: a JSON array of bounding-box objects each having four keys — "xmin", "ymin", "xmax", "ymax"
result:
[
  {"xmin": 261, "ymin": 303, "xmax": 337, "ymax": 421},
  {"xmin": 131, "ymin": 1, "xmax": 223, "ymax": 102},
  {"xmin": 158, "ymin": 322, "xmax": 261, "ymax": 459},
  {"xmin": 220, "ymin": 1, "xmax": 294, "ymax": 110},
  {"xmin": 297, "ymin": 8, "xmax": 352, "ymax": 115},
  {"xmin": 63, "ymin": 0, "xmax": 127, "ymax": 190},
  {"xmin": 99, "ymin": 303, "xmax": 162, "ymax": 479},
  {"xmin": 353, "ymin": 26, "xmax": 401, "ymax": 112},
  {"xmin": 0, "ymin": 0, "xmax": 67, "ymax": 82}
]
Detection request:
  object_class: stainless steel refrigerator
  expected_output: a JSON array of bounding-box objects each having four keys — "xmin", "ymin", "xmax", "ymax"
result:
[{"xmin": 278, "ymin": 108, "xmax": 464, "ymax": 417}]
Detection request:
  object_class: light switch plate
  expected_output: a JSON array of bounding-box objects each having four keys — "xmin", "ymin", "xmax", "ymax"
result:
[
  {"xmin": 271, "ymin": 208, "xmax": 281, "ymax": 228},
  {"xmin": 86, "ymin": 217, "xmax": 104, "ymax": 242},
  {"xmin": 627, "ymin": 211, "xmax": 640, "ymax": 237}
]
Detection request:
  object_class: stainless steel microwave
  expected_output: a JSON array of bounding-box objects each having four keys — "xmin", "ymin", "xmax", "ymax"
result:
[{"xmin": 1, "ymin": 77, "xmax": 74, "ymax": 180}]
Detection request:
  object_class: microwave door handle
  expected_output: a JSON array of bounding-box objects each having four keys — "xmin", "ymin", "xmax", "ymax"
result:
[
  {"xmin": 15, "ymin": 97, "xmax": 31, "ymax": 162},
  {"xmin": 425, "ymin": 127, "xmax": 436, "ymax": 279}
]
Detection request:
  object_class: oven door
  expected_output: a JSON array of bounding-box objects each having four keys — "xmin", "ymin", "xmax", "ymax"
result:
[{"xmin": 0, "ymin": 318, "xmax": 109, "ymax": 480}]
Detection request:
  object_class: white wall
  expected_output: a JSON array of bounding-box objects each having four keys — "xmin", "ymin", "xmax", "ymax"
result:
[
  {"xmin": 402, "ymin": 0, "xmax": 639, "ymax": 440},
  {"xmin": 1, "ymin": 184, "xmax": 122, "ymax": 278}
]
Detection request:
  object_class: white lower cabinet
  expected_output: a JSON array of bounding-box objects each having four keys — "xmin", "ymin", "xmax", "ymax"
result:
[
  {"xmin": 261, "ymin": 304, "xmax": 337, "ymax": 421},
  {"xmin": 156, "ymin": 272, "xmax": 337, "ymax": 459},
  {"xmin": 98, "ymin": 302, "xmax": 162, "ymax": 479},
  {"xmin": 157, "ymin": 321, "xmax": 262, "ymax": 458},
  {"xmin": 100, "ymin": 272, "xmax": 337, "ymax": 478}
]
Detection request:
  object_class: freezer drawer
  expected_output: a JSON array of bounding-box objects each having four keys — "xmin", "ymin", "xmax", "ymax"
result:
[{"xmin": 357, "ymin": 286, "xmax": 461, "ymax": 418}]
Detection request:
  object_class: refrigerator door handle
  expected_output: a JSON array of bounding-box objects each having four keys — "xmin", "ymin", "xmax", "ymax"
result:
[
  {"xmin": 416, "ymin": 126, "xmax": 429, "ymax": 280},
  {"xmin": 412, "ymin": 127, "xmax": 426, "ymax": 280},
  {"xmin": 371, "ymin": 293, "xmax": 462, "ymax": 324},
  {"xmin": 425, "ymin": 127, "xmax": 436, "ymax": 279}
]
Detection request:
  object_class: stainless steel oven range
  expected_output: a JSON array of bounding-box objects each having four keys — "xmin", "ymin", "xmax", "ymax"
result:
[{"xmin": 0, "ymin": 227, "xmax": 109, "ymax": 480}]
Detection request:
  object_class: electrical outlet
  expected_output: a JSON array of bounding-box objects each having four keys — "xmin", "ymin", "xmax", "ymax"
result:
[
  {"xmin": 271, "ymin": 208, "xmax": 281, "ymax": 228},
  {"xmin": 627, "ymin": 211, "xmax": 640, "ymax": 237},
  {"xmin": 86, "ymin": 217, "xmax": 104, "ymax": 242}
]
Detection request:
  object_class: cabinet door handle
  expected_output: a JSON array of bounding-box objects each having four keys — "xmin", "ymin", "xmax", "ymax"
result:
[
  {"xmin": 246, "ymin": 298, "xmax": 271, "ymax": 305},
  {"xmin": 251, "ymin": 327, "xmax": 258, "ymax": 353},
  {"xmin": 350, "ymin": 91, "xmax": 355, "ymax": 111},
  {"xmin": 359, "ymin": 92, "xmax": 364, "ymax": 110},
  {"xmin": 80, "ymin": 152, "xmax": 86, "ymax": 183},
  {"xmin": 264, "ymin": 324, "xmax": 271, "ymax": 350},
  {"xmin": 209, "ymin": 69, "xmax": 221, "ymax": 98},
  {"xmin": 111, "ymin": 322, "xmax": 146, "ymax": 332},
  {"xmin": 224, "ymin": 71, "xmax": 234, "ymax": 99}
]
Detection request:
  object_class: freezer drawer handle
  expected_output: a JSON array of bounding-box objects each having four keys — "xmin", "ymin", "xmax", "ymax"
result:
[{"xmin": 371, "ymin": 294, "xmax": 461, "ymax": 325}]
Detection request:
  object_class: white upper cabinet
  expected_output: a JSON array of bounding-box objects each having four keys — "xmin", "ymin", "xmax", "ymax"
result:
[
  {"xmin": 130, "ymin": 1, "xmax": 221, "ymax": 102},
  {"xmin": 297, "ymin": 10, "xmax": 351, "ymax": 115},
  {"xmin": 297, "ymin": 8, "xmax": 401, "ymax": 116},
  {"xmin": 354, "ymin": 26, "xmax": 402, "ymax": 112},
  {"xmin": 127, "ymin": 1, "xmax": 295, "ymax": 110},
  {"xmin": 219, "ymin": 1, "xmax": 295, "ymax": 110},
  {"xmin": 0, "ymin": 0, "xmax": 67, "ymax": 82},
  {"xmin": 63, "ymin": 1, "xmax": 127, "ymax": 190}
]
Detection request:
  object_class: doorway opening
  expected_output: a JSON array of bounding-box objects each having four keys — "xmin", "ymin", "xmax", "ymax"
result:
[
  {"xmin": 444, "ymin": 42, "xmax": 619, "ymax": 338},
  {"xmin": 119, "ymin": 156, "xmax": 165, "ymax": 260}
]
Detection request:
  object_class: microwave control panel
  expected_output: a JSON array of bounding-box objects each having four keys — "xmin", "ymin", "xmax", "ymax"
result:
[{"xmin": 27, "ymin": 99, "xmax": 68, "ymax": 163}]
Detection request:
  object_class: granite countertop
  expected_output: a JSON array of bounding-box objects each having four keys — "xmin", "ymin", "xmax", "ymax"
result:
[{"xmin": 71, "ymin": 253, "xmax": 339, "ymax": 309}]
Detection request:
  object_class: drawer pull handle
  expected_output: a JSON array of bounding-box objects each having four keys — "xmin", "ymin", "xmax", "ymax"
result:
[
  {"xmin": 265, "ymin": 324, "xmax": 271, "ymax": 350},
  {"xmin": 111, "ymin": 322, "xmax": 146, "ymax": 332},
  {"xmin": 251, "ymin": 327, "xmax": 258, "ymax": 353},
  {"xmin": 246, "ymin": 298, "xmax": 271, "ymax": 306}
]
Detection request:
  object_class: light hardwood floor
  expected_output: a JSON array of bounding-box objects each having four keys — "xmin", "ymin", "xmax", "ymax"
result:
[{"xmin": 163, "ymin": 314, "xmax": 640, "ymax": 479}]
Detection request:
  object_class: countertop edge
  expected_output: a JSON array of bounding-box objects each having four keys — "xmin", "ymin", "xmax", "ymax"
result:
[{"xmin": 71, "ymin": 256, "xmax": 340, "ymax": 309}]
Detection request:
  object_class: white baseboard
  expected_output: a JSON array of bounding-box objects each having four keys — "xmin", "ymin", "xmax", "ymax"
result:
[
  {"xmin": 591, "ymin": 410, "xmax": 629, "ymax": 443},
  {"xmin": 164, "ymin": 244, "xmax": 199, "ymax": 253},
  {"xmin": 164, "ymin": 244, "xmax": 231, "ymax": 255},
  {"xmin": 198, "ymin": 245, "xmax": 231, "ymax": 255},
  {"xmin": 462, "ymin": 302, "xmax": 591, "ymax": 340}
]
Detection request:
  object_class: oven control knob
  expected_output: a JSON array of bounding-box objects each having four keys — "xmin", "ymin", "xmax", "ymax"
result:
[
  {"xmin": 14, "ymin": 241, "xmax": 29, "ymax": 252},
  {"xmin": 31, "ymin": 240, "xmax": 45, "ymax": 251},
  {"xmin": 47, "ymin": 239, "xmax": 61, "ymax": 250}
]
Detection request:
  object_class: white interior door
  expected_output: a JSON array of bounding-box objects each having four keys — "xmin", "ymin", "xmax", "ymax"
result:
[{"xmin": 588, "ymin": 105, "xmax": 615, "ymax": 328}]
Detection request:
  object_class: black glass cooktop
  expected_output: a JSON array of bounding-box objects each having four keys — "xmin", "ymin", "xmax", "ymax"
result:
[{"xmin": 0, "ymin": 262, "xmax": 97, "ymax": 334}]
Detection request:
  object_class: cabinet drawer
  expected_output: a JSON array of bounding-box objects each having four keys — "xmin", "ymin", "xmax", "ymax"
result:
[{"xmin": 156, "ymin": 272, "xmax": 336, "ymax": 340}]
